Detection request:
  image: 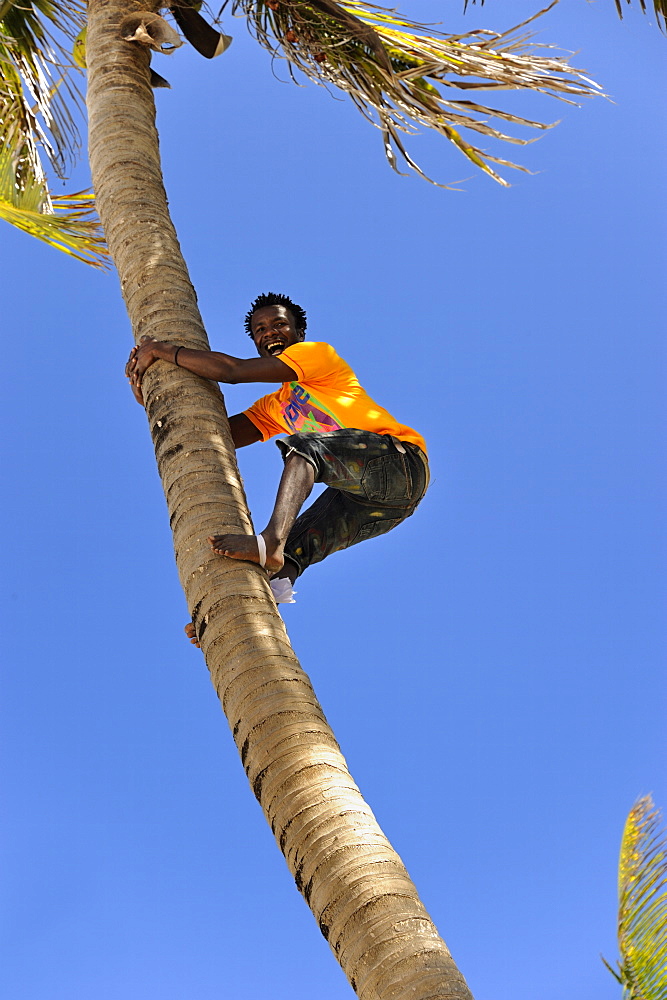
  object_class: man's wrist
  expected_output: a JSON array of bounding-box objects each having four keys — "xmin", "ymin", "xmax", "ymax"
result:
[{"xmin": 153, "ymin": 341, "xmax": 174, "ymax": 362}]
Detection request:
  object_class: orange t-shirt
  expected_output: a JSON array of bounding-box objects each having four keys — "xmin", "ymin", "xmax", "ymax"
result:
[{"xmin": 244, "ymin": 341, "xmax": 426, "ymax": 454}]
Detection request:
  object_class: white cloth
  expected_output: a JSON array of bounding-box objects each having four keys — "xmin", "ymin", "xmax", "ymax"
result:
[
  {"xmin": 270, "ymin": 578, "xmax": 297, "ymax": 604},
  {"xmin": 256, "ymin": 535, "xmax": 296, "ymax": 603}
]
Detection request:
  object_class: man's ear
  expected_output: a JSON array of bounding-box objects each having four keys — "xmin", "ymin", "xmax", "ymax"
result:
[{"xmin": 297, "ymin": 329, "xmax": 305, "ymax": 342}]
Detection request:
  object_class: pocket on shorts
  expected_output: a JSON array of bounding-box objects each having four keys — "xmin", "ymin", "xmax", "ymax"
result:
[
  {"xmin": 355, "ymin": 516, "xmax": 403, "ymax": 543},
  {"xmin": 361, "ymin": 454, "xmax": 411, "ymax": 502}
]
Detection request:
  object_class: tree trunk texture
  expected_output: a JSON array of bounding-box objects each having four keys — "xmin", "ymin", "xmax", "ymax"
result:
[{"xmin": 86, "ymin": 4, "xmax": 473, "ymax": 997}]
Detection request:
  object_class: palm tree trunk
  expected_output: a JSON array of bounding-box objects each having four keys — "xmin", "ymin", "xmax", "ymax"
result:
[{"xmin": 86, "ymin": 4, "xmax": 473, "ymax": 997}]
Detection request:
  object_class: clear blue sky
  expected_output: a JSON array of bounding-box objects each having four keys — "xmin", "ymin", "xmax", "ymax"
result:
[{"xmin": 2, "ymin": 2, "xmax": 665, "ymax": 998}]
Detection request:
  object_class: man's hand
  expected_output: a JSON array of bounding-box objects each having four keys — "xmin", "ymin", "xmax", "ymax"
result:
[
  {"xmin": 125, "ymin": 346, "xmax": 145, "ymax": 404},
  {"xmin": 125, "ymin": 336, "xmax": 176, "ymax": 405}
]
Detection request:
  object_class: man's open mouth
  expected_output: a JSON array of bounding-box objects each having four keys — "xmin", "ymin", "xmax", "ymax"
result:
[{"xmin": 264, "ymin": 340, "xmax": 285, "ymax": 356}]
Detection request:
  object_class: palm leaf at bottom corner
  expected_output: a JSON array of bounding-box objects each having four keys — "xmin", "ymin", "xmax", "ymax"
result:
[{"xmin": 614, "ymin": 795, "xmax": 667, "ymax": 1000}]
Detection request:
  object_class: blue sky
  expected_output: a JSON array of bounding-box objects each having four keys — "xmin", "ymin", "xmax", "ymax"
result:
[{"xmin": 2, "ymin": 2, "xmax": 665, "ymax": 998}]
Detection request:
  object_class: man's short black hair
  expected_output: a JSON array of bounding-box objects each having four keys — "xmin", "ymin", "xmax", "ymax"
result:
[{"xmin": 245, "ymin": 292, "xmax": 307, "ymax": 337}]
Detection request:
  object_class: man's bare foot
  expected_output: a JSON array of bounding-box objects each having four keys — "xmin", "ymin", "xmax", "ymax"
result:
[
  {"xmin": 184, "ymin": 622, "xmax": 200, "ymax": 647},
  {"xmin": 207, "ymin": 532, "xmax": 284, "ymax": 574}
]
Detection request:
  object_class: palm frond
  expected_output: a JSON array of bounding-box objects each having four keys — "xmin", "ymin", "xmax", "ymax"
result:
[
  {"xmin": 232, "ymin": 0, "xmax": 602, "ymax": 186},
  {"xmin": 0, "ymin": 0, "xmax": 85, "ymax": 176},
  {"xmin": 612, "ymin": 0, "xmax": 667, "ymax": 31},
  {"xmin": 464, "ymin": 0, "xmax": 666, "ymax": 34},
  {"xmin": 0, "ymin": 113, "xmax": 108, "ymax": 266},
  {"xmin": 463, "ymin": 0, "xmax": 667, "ymax": 31},
  {"xmin": 0, "ymin": 0, "xmax": 104, "ymax": 264},
  {"xmin": 603, "ymin": 796, "xmax": 667, "ymax": 1000}
]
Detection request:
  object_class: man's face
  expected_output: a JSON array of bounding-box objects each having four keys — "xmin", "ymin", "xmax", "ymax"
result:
[{"xmin": 250, "ymin": 305, "xmax": 304, "ymax": 358}]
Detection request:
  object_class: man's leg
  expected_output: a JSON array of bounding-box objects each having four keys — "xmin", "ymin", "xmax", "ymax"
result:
[
  {"xmin": 281, "ymin": 485, "xmax": 405, "ymax": 580},
  {"xmin": 208, "ymin": 452, "xmax": 315, "ymax": 575},
  {"xmin": 280, "ymin": 431, "xmax": 429, "ymax": 579}
]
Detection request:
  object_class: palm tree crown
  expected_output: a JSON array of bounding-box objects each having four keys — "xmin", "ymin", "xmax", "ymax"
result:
[
  {"xmin": 1, "ymin": 0, "xmax": 662, "ymax": 260},
  {"xmin": 0, "ymin": 0, "xmax": 619, "ymax": 263}
]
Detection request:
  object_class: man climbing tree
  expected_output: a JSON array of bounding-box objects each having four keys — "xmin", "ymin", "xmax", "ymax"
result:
[{"xmin": 127, "ymin": 292, "xmax": 429, "ymax": 609}]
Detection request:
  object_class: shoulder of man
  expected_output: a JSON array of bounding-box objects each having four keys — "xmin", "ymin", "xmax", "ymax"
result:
[
  {"xmin": 280, "ymin": 340, "xmax": 349, "ymax": 381},
  {"xmin": 283, "ymin": 340, "xmax": 338, "ymax": 358}
]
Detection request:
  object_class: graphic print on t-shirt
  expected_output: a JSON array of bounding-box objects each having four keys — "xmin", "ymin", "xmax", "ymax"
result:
[{"xmin": 281, "ymin": 383, "xmax": 343, "ymax": 434}]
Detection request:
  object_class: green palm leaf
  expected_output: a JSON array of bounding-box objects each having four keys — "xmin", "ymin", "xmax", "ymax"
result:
[
  {"xmin": 0, "ymin": 92, "xmax": 107, "ymax": 266},
  {"xmin": 603, "ymin": 796, "xmax": 667, "ymax": 1000},
  {"xmin": 0, "ymin": 0, "xmax": 85, "ymax": 175},
  {"xmin": 0, "ymin": 147, "xmax": 107, "ymax": 266},
  {"xmin": 233, "ymin": 0, "xmax": 602, "ymax": 185},
  {"xmin": 1, "ymin": 0, "xmax": 107, "ymax": 265}
]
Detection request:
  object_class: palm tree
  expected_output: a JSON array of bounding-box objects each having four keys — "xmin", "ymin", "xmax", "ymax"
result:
[
  {"xmin": 85, "ymin": 3, "xmax": 479, "ymax": 993},
  {"xmin": 603, "ymin": 795, "xmax": 667, "ymax": 1000},
  {"xmin": 1, "ymin": 1, "xmax": 660, "ymax": 996}
]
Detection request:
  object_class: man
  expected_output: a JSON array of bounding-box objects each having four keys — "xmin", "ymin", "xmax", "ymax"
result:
[{"xmin": 127, "ymin": 292, "xmax": 429, "ymax": 610}]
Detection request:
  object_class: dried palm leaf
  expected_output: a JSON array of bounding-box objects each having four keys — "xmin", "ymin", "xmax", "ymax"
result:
[
  {"xmin": 231, "ymin": 0, "xmax": 602, "ymax": 185},
  {"xmin": 466, "ymin": 0, "xmax": 666, "ymax": 34},
  {"xmin": 613, "ymin": 0, "xmax": 667, "ymax": 31},
  {"xmin": 602, "ymin": 796, "xmax": 667, "ymax": 1000}
]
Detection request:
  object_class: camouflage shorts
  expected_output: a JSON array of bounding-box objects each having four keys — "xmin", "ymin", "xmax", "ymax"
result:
[{"xmin": 275, "ymin": 428, "xmax": 429, "ymax": 578}]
